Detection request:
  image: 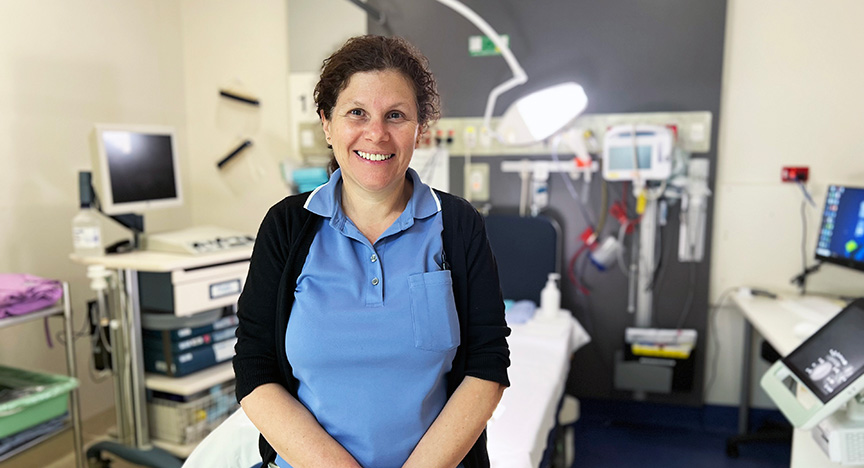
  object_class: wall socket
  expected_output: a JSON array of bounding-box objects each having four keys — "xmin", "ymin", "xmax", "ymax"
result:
[{"xmin": 465, "ymin": 163, "xmax": 490, "ymax": 202}]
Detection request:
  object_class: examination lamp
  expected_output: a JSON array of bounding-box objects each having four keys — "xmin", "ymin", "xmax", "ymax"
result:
[
  {"xmin": 496, "ymin": 82, "xmax": 588, "ymax": 146},
  {"xmin": 434, "ymin": 0, "xmax": 588, "ymax": 145}
]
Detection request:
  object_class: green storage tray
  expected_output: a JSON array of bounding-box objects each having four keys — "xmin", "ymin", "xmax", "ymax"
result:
[{"xmin": 0, "ymin": 365, "xmax": 79, "ymax": 439}]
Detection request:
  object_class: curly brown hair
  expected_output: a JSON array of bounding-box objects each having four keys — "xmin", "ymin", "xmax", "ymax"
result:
[{"xmin": 314, "ymin": 35, "xmax": 440, "ymax": 173}]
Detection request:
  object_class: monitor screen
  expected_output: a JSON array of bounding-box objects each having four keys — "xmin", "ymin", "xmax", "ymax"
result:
[
  {"xmin": 91, "ymin": 124, "xmax": 182, "ymax": 216},
  {"xmin": 815, "ymin": 185, "xmax": 864, "ymax": 273},
  {"xmin": 606, "ymin": 145, "xmax": 653, "ymax": 171},
  {"xmin": 782, "ymin": 300, "xmax": 864, "ymax": 403}
]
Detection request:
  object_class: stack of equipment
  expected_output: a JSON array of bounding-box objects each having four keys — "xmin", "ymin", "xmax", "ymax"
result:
[{"xmin": 142, "ymin": 314, "xmax": 238, "ymax": 377}]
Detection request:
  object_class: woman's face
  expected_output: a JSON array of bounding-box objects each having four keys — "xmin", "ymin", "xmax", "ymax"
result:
[{"xmin": 321, "ymin": 70, "xmax": 420, "ymax": 197}]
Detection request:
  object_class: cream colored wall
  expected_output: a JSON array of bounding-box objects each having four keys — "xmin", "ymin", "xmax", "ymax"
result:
[
  {"xmin": 180, "ymin": 0, "xmax": 293, "ymax": 234},
  {"xmin": 0, "ymin": 0, "xmax": 188, "ymax": 420},
  {"xmin": 707, "ymin": 0, "xmax": 864, "ymax": 407}
]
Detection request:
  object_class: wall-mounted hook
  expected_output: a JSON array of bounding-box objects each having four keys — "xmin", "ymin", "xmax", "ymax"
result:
[
  {"xmin": 219, "ymin": 89, "xmax": 260, "ymax": 106},
  {"xmin": 217, "ymin": 139, "xmax": 253, "ymax": 169}
]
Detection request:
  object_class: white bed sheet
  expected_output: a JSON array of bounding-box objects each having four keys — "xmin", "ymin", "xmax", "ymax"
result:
[{"xmin": 182, "ymin": 310, "xmax": 589, "ymax": 468}]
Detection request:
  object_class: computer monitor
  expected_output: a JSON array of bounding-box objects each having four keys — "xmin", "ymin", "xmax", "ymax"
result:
[
  {"xmin": 90, "ymin": 124, "xmax": 183, "ymax": 216},
  {"xmin": 815, "ymin": 185, "xmax": 864, "ymax": 273},
  {"xmin": 761, "ymin": 298, "xmax": 864, "ymax": 430}
]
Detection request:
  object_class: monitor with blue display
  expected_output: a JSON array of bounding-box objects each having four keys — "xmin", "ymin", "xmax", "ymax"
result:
[{"xmin": 815, "ymin": 185, "xmax": 864, "ymax": 273}]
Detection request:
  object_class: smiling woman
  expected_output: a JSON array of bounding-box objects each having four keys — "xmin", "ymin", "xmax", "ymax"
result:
[
  {"xmin": 321, "ymin": 70, "xmax": 419, "ymax": 213},
  {"xmin": 233, "ymin": 35, "xmax": 511, "ymax": 468}
]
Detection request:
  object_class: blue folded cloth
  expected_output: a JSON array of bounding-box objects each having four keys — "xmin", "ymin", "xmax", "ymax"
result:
[
  {"xmin": 504, "ymin": 300, "xmax": 536, "ymax": 325},
  {"xmin": 0, "ymin": 413, "xmax": 67, "ymax": 456}
]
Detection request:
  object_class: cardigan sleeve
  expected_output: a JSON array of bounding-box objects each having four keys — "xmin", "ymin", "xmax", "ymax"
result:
[
  {"xmin": 233, "ymin": 199, "xmax": 291, "ymax": 403},
  {"xmin": 461, "ymin": 204, "xmax": 511, "ymax": 387}
]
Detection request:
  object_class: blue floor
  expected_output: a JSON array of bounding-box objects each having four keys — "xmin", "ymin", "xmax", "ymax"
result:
[{"xmin": 567, "ymin": 399, "xmax": 791, "ymax": 468}]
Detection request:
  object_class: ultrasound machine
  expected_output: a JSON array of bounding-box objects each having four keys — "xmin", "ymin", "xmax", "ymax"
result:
[{"xmin": 762, "ymin": 185, "xmax": 864, "ymax": 465}]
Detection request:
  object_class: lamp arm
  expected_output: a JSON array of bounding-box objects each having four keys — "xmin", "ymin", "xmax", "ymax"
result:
[{"xmin": 434, "ymin": 0, "xmax": 528, "ymax": 133}]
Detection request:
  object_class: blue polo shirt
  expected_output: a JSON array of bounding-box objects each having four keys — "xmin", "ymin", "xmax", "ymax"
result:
[{"xmin": 278, "ymin": 168, "xmax": 460, "ymax": 467}]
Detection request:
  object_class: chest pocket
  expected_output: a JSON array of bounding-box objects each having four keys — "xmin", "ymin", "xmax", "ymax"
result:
[{"xmin": 408, "ymin": 270, "xmax": 460, "ymax": 352}]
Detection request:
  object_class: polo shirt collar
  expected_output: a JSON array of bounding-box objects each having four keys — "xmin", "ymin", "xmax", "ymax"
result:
[{"xmin": 304, "ymin": 168, "xmax": 441, "ymax": 222}]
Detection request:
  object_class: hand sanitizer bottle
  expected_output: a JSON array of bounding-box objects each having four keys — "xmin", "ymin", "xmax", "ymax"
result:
[
  {"xmin": 539, "ymin": 273, "xmax": 561, "ymax": 320},
  {"xmin": 72, "ymin": 172, "xmax": 103, "ymax": 256}
]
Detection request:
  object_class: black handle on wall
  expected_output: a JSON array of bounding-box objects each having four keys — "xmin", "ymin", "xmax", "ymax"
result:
[
  {"xmin": 219, "ymin": 90, "xmax": 260, "ymax": 106},
  {"xmin": 217, "ymin": 140, "xmax": 253, "ymax": 169}
]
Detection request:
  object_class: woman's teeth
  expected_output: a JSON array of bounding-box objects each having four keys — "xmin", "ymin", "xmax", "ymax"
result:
[{"xmin": 356, "ymin": 150, "xmax": 394, "ymax": 161}]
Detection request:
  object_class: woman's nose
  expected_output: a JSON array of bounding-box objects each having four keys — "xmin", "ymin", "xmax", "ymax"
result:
[{"xmin": 364, "ymin": 117, "xmax": 389, "ymax": 142}]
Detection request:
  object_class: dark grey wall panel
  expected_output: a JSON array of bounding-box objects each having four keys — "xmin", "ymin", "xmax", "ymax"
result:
[{"xmin": 369, "ymin": 0, "xmax": 727, "ymax": 406}]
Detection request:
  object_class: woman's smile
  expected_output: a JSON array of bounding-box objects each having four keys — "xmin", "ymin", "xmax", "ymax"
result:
[{"xmin": 355, "ymin": 150, "xmax": 395, "ymax": 162}]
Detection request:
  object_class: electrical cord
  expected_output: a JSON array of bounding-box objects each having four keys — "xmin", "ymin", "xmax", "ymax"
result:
[
  {"xmin": 800, "ymin": 199, "xmax": 808, "ymax": 295},
  {"xmin": 704, "ymin": 287, "xmax": 742, "ymax": 398},
  {"xmin": 550, "ymin": 137, "xmax": 597, "ymax": 228},
  {"xmin": 616, "ymin": 221, "xmax": 633, "ymax": 277},
  {"xmin": 674, "ymin": 261, "xmax": 698, "ymax": 330},
  {"xmin": 597, "ymin": 180, "xmax": 609, "ymax": 233},
  {"xmin": 567, "ymin": 244, "xmax": 591, "ymax": 295}
]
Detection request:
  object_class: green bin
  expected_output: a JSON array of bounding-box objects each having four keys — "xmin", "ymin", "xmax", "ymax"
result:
[{"xmin": 0, "ymin": 365, "xmax": 79, "ymax": 439}]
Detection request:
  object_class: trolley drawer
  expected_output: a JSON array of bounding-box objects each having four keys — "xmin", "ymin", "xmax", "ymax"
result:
[{"xmin": 138, "ymin": 260, "xmax": 249, "ymax": 317}]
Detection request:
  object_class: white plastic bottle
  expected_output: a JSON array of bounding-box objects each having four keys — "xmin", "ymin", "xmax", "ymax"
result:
[
  {"xmin": 72, "ymin": 204, "xmax": 103, "ymax": 256},
  {"xmin": 539, "ymin": 272, "xmax": 561, "ymax": 320}
]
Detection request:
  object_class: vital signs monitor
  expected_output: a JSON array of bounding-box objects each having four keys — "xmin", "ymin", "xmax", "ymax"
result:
[{"xmin": 602, "ymin": 124, "xmax": 673, "ymax": 182}]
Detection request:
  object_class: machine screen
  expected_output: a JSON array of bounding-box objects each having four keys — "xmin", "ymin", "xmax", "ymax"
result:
[
  {"xmin": 607, "ymin": 145, "xmax": 652, "ymax": 171},
  {"xmin": 815, "ymin": 185, "xmax": 864, "ymax": 272},
  {"xmin": 783, "ymin": 300, "xmax": 864, "ymax": 403},
  {"xmin": 102, "ymin": 131, "xmax": 178, "ymax": 204}
]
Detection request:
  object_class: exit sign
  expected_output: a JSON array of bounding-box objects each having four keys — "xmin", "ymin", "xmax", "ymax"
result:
[{"xmin": 469, "ymin": 34, "xmax": 510, "ymax": 57}]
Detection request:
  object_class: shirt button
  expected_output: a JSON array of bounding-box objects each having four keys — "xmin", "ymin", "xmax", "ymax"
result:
[
  {"xmin": 371, "ymin": 254, "xmax": 378, "ymax": 263},
  {"xmin": 372, "ymin": 277, "xmax": 380, "ymax": 286}
]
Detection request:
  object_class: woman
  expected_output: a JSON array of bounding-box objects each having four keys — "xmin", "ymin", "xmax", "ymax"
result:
[{"xmin": 234, "ymin": 35, "xmax": 510, "ymax": 468}]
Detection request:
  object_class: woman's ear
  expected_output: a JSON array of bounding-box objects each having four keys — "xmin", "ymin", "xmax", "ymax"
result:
[{"xmin": 320, "ymin": 110, "xmax": 331, "ymax": 142}]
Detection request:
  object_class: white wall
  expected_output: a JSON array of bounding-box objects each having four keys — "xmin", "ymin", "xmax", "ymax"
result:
[
  {"xmin": 707, "ymin": 0, "xmax": 864, "ymax": 407},
  {"xmin": 0, "ymin": 0, "xmax": 188, "ymax": 420}
]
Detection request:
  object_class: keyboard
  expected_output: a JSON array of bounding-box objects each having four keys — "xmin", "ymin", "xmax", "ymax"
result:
[{"xmin": 144, "ymin": 226, "xmax": 255, "ymax": 255}]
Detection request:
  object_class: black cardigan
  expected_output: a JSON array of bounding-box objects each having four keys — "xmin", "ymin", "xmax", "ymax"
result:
[{"xmin": 234, "ymin": 190, "xmax": 511, "ymax": 467}]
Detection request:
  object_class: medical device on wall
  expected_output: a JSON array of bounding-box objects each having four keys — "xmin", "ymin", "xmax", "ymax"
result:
[
  {"xmin": 678, "ymin": 158, "xmax": 711, "ymax": 262},
  {"xmin": 602, "ymin": 125, "xmax": 673, "ymax": 182},
  {"xmin": 761, "ymin": 299, "xmax": 864, "ymax": 432},
  {"xmin": 815, "ymin": 185, "xmax": 864, "ymax": 273},
  {"xmin": 90, "ymin": 124, "xmax": 183, "ymax": 216}
]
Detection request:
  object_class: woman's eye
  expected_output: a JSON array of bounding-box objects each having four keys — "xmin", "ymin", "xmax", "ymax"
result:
[
  {"xmin": 388, "ymin": 111, "xmax": 404, "ymax": 119},
  {"xmin": 349, "ymin": 109, "xmax": 364, "ymax": 116}
]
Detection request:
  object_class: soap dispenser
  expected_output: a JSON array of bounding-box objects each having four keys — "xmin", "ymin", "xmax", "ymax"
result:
[{"xmin": 539, "ymin": 273, "xmax": 561, "ymax": 320}]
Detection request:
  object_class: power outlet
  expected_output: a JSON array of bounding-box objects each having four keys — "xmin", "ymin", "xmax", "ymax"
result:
[
  {"xmin": 781, "ymin": 166, "xmax": 809, "ymax": 182},
  {"xmin": 465, "ymin": 163, "xmax": 490, "ymax": 202}
]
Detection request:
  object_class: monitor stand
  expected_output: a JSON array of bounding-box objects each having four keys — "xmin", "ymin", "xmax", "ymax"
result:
[
  {"xmin": 790, "ymin": 261, "xmax": 822, "ymax": 294},
  {"xmin": 109, "ymin": 213, "xmax": 144, "ymax": 249}
]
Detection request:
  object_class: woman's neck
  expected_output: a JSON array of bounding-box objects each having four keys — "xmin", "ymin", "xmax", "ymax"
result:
[{"xmin": 341, "ymin": 177, "xmax": 413, "ymax": 244}]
